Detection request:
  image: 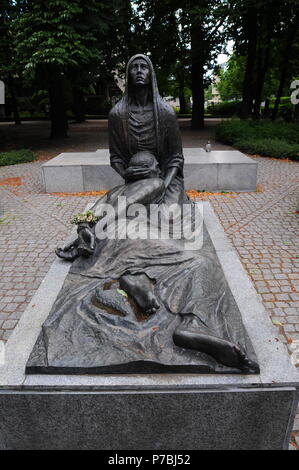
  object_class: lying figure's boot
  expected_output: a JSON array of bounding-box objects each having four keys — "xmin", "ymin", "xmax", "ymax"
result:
[{"xmin": 55, "ymin": 247, "xmax": 79, "ymax": 262}]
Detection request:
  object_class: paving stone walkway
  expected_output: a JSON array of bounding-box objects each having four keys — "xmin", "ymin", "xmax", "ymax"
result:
[{"xmin": 0, "ymin": 119, "xmax": 298, "ymax": 438}]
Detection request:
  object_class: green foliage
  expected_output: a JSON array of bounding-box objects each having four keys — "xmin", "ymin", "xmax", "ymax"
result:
[
  {"xmin": 225, "ymin": 0, "xmax": 299, "ymax": 119},
  {"xmin": 265, "ymin": 97, "xmax": 295, "ymax": 121},
  {"xmin": 0, "ymin": 149, "xmax": 35, "ymax": 166},
  {"xmin": 133, "ymin": 2, "xmax": 191, "ymax": 98},
  {"xmin": 17, "ymin": 90, "xmax": 50, "ymax": 117},
  {"xmin": 216, "ymin": 54, "xmax": 245, "ymax": 101},
  {"xmin": 71, "ymin": 210, "xmax": 99, "ymax": 225},
  {"xmin": 207, "ymin": 101, "xmax": 241, "ymax": 116},
  {"xmin": 216, "ymin": 119, "xmax": 299, "ymax": 143},
  {"xmin": 1, "ymin": 0, "xmax": 298, "ymax": 130},
  {"xmin": 18, "ymin": 112, "xmax": 47, "ymax": 119},
  {"xmin": 134, "ymin": 0, "xmax": 229, "ymax": 119},
  {"xmin": 5, "ymin": 0, "xmax": 127, "ymax": 136},
  {"xmin": 216, "ymin": 119, "xmax": 299, "ymax": 160},
  {"xmin": 235, "ymin": 138, "xmax": 299, "ymax": 160},
  {"xmin": 12, "ymin": 1, "xmax": 109, "ymax": 76},
  {"xmin": 205, "ymin": 84, "xmax": 213, "ymax": 101},
  {"xmin": 0, "ymin": 0, "xmax": 15, "ymax": 77}
]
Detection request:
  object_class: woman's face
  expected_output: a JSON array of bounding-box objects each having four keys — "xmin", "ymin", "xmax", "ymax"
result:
[{"xmin": 129, "ymin": 58, "xmax": 151, "ymax": 87}]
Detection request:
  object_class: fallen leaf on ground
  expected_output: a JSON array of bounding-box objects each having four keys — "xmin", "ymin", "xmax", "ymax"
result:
[
  {"xmin": 0, "ymin": 177, "xmax": 23, "ymax": 187},
  {"xmin": 51, "ymin": 190, "xmax": 108, "ymax": 197},
  {"xmin": 117, "ymin": 289, "xmax": 128, "ymax": 298},
  {"xmin": 186, "ymin": 189, "xmax": 237, "ymax": 199},
  {"xmin": 256, "ymin": 184, "xmax": 263, "ymax": 193},
  {"xmin": 272, "ymin": 319, "xmax": 283, "ymax": 326},
  {"xmin": 0, "ymin": 213, "xmax": 17, "ymax": 224}
]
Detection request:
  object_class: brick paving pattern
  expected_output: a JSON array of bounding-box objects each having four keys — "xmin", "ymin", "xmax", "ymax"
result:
[{"xmin": 0, "ymin": 120, "xmax": 298, "ymax": 439}]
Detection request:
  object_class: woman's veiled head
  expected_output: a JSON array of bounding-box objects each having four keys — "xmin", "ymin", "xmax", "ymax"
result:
[
  {"xmin": 126, "ymin": 54, "xmax": 158, "ymax": 98},
  {"xmin": 128, "ymin": 57, "xmax": 151, "ymax": 87},
  {"xmin": 123, "ymin": 54, "xmax": 163, "ymax": 158}
]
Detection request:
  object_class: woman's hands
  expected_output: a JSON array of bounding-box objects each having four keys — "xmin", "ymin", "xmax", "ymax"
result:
[
  {"xmin": 124, "ymin": 166, "xmax": 152, "ymax": 181},
  {"xmin": 111, "ymin": 161, "xmax": 152, "ymax": 181},
  {"xmin": 113, "ymin": 160, "xmax": 178, "ymax": 187}
]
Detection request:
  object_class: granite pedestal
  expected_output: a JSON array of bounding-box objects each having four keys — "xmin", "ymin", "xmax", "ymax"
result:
[
  {"xmin": 0, "ymin": 203, "xmax": 297, "ymax": 450},
  {"xmin": 42, "ymin": 149, "xmax": 258, "ymax": 193}
]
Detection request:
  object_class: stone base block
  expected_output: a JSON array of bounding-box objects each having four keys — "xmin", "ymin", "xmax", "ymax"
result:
[
  {"xmin": 0, "ymin": 388, "xmax": 297, "ymax": 450},
  {"xmin": 42, "ymin": 149, "xmax": 258, "ymax": 193}
]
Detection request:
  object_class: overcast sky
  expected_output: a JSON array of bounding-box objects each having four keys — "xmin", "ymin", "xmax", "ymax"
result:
[{"xmin": 216, "ymin": 40, "xmax": 234, "ymax": 66}]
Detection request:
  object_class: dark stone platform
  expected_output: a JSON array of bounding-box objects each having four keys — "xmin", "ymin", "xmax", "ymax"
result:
[{"xmin": 0, "ymin": 389, "xmax": 297, "ymax": 450}]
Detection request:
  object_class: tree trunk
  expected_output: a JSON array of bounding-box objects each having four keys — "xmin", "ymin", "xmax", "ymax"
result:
[
  {"xmin": 263, "ymin": 98, "xmax": 270, "ymax": 118},
  {"xmin": 191, "ymin": 21, "xmax": 205, "ymax": 129},
  {"xmin": 240, "ymin": 6, "xmax": 258, "ymax": 119},
  {"xmin": 253, "ymin": 5, "xmax": 276, "ymax": 118},
  {"xmin": 8, "ymin": 74, "xmax": 21, "ymax": 125},
  {"xmin": 179, "ymin": 85, "xmax": 186, "ymax": 114},
  {"xmin": 49, "ymin": 70, "xmax": 68, "ymax": 138},
  {"xmin": 253, "ymin": 44, "xmax": 271, "ymax": 118},
  {"xmin": 123, "ymin": 0, "xmax": 133, "ymax": 58},
  {"xmin": 72, "ymin": 85, "xmax": 85, "ymax": 123},
  {"xmin": 272, "ymin": 19, "xmax": 298, "ymax": 121}
]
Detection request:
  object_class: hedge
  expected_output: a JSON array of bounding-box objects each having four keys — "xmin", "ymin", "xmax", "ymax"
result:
[
  {"xmin": 0, "ymin": 149, "xmax": 35, "ymax": 166},
  {"xmin": 206, "ymin": 101, "xmax": 241, "ymax": 117},
  {"xmin": 216, "ymin": 119, "xmax": 299, "ymax": 161},
  {"xmin": 235, "ymin": 138, "xmax": 299, "ymax": 160}
]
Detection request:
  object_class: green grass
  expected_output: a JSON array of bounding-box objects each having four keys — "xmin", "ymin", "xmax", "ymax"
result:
[
  {"xmin": 216, "ymin": 119, "xmax": 299, "ymax": 161},
  {"xmin": 0, "ymin": 149, "xmax": 35, "ymax": 166}
]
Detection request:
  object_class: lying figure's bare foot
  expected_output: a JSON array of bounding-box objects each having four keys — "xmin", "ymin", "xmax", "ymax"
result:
[
  {"xmin": 55, "ymin": 247, "xmax": 79, "ymax": 262},
  {"xmin": 119, "ymin": 273, "xmax": 160, "ymax": 315},
  {"xmin": 173, "ymin": 315, "xmax": 259, "ymax": 373}
]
